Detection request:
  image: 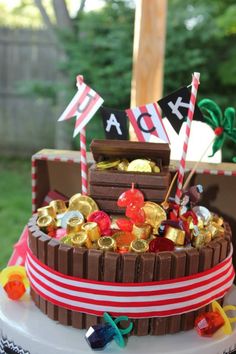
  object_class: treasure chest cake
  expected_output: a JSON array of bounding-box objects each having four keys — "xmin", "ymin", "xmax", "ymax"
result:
[
  {"xmin": 88, "ymin": 139, "xmax": 171, "ymax": 214},
  {"xmin": 26, "ymin": 147, "xmax": 235, "ymax": 336}
]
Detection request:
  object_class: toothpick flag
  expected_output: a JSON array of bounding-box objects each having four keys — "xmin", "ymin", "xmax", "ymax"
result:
[
  {"xmin": 58, "ymin": 75, "xmax": 104, "ymax": 138},
  {"xmin": 158, "ymin": 87, "xmax": 204, "ymax": 134},
  {"xmin": 100, "ymin": 107, "xmax": 129, "ymax": 140},
  {"xmin": 126, "ymin": 103, "xmax": 170, "ymax": 143}
]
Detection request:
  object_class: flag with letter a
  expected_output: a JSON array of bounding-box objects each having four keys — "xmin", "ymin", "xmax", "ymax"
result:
[
  {"xmin": 126, "ymin": 103, "xmax": 170, "ymax": 143},
  {"xmin": 58, "ymin": 75, "xmax": 104, "ymax": 137},
  {"xmin": 100, "ymin": 107, "xmax": 129, "ymax": 140}
]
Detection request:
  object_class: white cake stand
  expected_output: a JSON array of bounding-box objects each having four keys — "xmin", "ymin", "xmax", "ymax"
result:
[{"xmin": 0, "ymin": 287, "xmax": 236, "ymax": 354}]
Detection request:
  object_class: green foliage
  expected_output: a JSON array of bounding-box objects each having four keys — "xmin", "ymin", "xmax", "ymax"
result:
[
  {"xmin": 0, "ymin": 158, "xmax": 31, "ymax": 268},
  {"xmin": 164, "ymin": 0, "xmax": 236, "ymax": 161}
]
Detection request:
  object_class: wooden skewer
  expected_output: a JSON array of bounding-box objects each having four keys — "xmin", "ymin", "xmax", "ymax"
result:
[
  {"xmin": 183, "ymin": 137, "xmax": 215, "ymax": 190},
  {"xmin": 161, "ymin": 171, "xmax": 178, "ymax": 209}
]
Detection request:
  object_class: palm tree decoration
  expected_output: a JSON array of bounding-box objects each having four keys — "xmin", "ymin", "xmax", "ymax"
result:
[{"xmin": 198, "ymin": 98, "xmax": 236, "ymax": 159}]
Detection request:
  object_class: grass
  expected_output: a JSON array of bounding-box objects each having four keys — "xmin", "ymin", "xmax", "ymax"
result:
[{"xmin": 0, "ymin": 158, "xmax": 31, "ymax": 269}]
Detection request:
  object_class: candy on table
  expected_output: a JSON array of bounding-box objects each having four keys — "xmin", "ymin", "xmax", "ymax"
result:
[
  {"xmin": 195, "ymin": 301, "xmax": 236, "ymax": 337},
  {"xmin": 85, "ymin": 312, "xmax": 133, "ymax": 350},
  {"xmin": 0, "ymin": 266, "xmax": 29, "ymax": 300}
]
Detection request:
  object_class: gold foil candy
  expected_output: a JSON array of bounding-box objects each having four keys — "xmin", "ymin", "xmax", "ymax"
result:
[
  {"xmin": 60, "ymin": 235, "xmax": 73, "ymax": 246},
  {"xmin": 96, "ymin": 159, "xmax": 121, "ymax": 170},
  {"xmin": 152, "ymin": 165, "xmax": 160, "ymax": 173},
  {"xmin": 211, "ymin": 215, "xmax": 224, "ymax": 227},
  {"xmin": 142, "ymin": 201, "xmax": 166, "ymax": 230},
  {"xmin": 66, "ymin": 216, "xmax": 84, "ymax": 235},
  {"xmin": 165, "ymin": 226, "xmax": 185, "ymax": 246},
  {"xmin": 68, "ymin": 195, "xmax": 99, "ymax": 218},
  {"xmin": 127, "ymin": 159, "xmax": 152, "ymax": 173},
  {"xmin": 49, "ymin": 200, "xmax": 67, "ymax": 215},
  {"xmin": 132, "ymin": 223, "xmax": 152, "ymax": 240},
  {"xmin": 112, "ymin": 231, "xmax": 135, "ymax": 252},
  {"xmin": 37, "ymin": 205, "xmax": 56, "ymax": 219},
  {"xmin": 192, "ymin": 229, "xmax": 212, "ymax": 248},
  {"xmin": 98, "ymin": 236, "xmax": 116, "ymax": 251},
  {"xmin": 82, "ymin": 222, "xmax": 101, "ymax": 242},
  {"xmin": 37, "ymin": 215, "xmax": 56, "ymax": 233},
  {"xmin": 117, "ymin": 159, "xmax": 129, "ymax": 171},
  {"xmin": 207, "ymin": 222, "xmax": 224, "ymax": 239},
  {"xmin": 71, "ymin": 231, "xmax": 92, "ymax": 248},
  {"xmin": 130, "ymin": 239, "xmax": 149, "ymax": 253},
  {"xmin": 192, "ymin": 206, "xmax": 212, "ymax": 225}
]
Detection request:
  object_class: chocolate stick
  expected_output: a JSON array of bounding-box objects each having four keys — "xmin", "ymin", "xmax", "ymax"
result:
[
  {"xmin": 150, "ymin": 252, "xmax": 172, "ymax": 335},
  {"xmin": 85, "ymin": 249, "xmax": 103, "ymax": 328},
  {"xmin": 58, "ymin": 244, "xmax": 73, "ymax": 325},
  {"xmin": 38, "ymin": 234, "xmax": 50, "ymax": 314},
  {"xmin": 71, "ymin": 247, "xmax": 88, "ymax": 329},
  {"xmin": 134, "ymin": 253, "xmax": 155, "ymax": 336},
  {"xmin": 181, "ymin": 248, "xmax": 199, "ymax": 331},
  {"xmin": 167, "ymin": 251, "xmax": 186, "ymax": 333},
  {"xmin": 47, "ymin": 239, "xmax": 59, "ymax": 321}
]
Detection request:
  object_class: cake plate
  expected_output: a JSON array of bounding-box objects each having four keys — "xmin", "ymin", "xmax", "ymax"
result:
[{"xmin": 0, "ymin": 286, "xmax": 236, "ymax": 354}]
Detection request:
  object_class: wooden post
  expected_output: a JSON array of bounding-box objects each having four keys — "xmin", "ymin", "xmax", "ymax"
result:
[{"xmin": 130, "ymin": 0, "xmax": 167, "ymax": 139}]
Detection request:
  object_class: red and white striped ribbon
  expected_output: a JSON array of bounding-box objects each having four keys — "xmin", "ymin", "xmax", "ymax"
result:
[
  {"xmin": 175, "ymin": 73, "xmax": 200, "ymax": 206},
  {"xmin": 25, "ymin": 246, "xmax": 234, "ymax": 319}
]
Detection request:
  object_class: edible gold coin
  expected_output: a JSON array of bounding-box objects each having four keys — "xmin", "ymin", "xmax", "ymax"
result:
[
  {"xmin": 127, "ymin": 159, "xmax": 152, "ymax": 173},
  {"xmin": 96, "ymin": 159, "xmax": 121, "ymax": 170},
  {"xmin": 142, "ymin": 201, "xmax": 166, "ymax": 229},
  {"xmin": 152, "ymin": 165, "xmax": 160, "ymax": 173},
  {"xmin": 68, "ymin": 195, "xmax": 99, "ymax": 218},
  {"xmin": 117, "ymin": 159, "xmax": 129, "ymax": 171}
]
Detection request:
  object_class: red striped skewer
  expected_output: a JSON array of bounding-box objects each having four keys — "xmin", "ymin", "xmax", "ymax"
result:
[
  {"xmin": 175, "ymin": 72, "xmax": 200, "ymax": 206},
  {"xmin": 80, "ymin": 127, "xmax": 88, "ymax": 195}
]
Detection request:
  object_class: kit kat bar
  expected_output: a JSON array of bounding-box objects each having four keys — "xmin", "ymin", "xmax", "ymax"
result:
[
  {"xmin": 150, "ymin": 252, "xmax": 172, "ymax": 335},
  {"xmin": 38, "ymin": 235, "xmax": 50, "ymax": 314},
  {"xmin": 71, "ymin": 247, "xmax": 88, "ymax": 329},
  {"xmin": 85, "ymin": 249, "xmax": 103, "ymax": 329},
  {"xmin": 28, "ymin": 229, "xmax": 42, "ymax": 307},
  {"xmin": 47, "ymin": 239, "xmax": 60, "ymax": 321},
  {"xmin": 196, "ymin": 247, "xmax": 213, "ymax": 316},
  {"xmin": 134, "ymin": 253, "xmax": 155, "ymax": 336},
  {"xmin": 181, "ymin": 248, "xmax": 199, "ymax": 331},
  {"xmin": 167, "ymin": 251, "xmax": 186, "ymax": 334},
  {"xmin": 58, "ymin": 244, "xmax": 73, "ymax": 325},
  {"xmin": 217, "ymin": 238, "xmax": 229, "ymax": 305},
  {"xmin": 103, "ymin": 251, "xmax": 120, "ymax": 282}
]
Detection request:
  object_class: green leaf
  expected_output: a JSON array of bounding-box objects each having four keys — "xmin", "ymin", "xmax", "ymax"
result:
[
  {"xmin": 209, "ymin": 133, "xmax": 225, "ymax": 157},
  {"xmin": 198, "ymin": 99, "xmax": 223, "ymax": 126},
  {"xmin": 224, "ymin": 107, "xmax": 235, "ymax": 132}
]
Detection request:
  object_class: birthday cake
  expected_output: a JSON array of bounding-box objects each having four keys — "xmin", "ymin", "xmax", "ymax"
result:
[{"xmin": 25, "ymin": 139, "xmax": 234, "ymax": 337}]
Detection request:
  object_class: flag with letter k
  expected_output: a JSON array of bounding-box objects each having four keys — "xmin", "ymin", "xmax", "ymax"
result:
[
  {"xmin": 58, "ymin": 75, "xmax": 104, "ymax": 137},
  {"xmin": 126, "ymin": 103, "xmax": 170, "ymax": 143}
]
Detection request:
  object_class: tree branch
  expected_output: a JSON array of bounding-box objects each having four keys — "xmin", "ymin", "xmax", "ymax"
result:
[
  {"xmin": 34, "ymin": 0, "xmax": 58, "ymax": 43},
  {"xmin": 52, "ymin": 0, "xmax": 74, "ymax": 33}
]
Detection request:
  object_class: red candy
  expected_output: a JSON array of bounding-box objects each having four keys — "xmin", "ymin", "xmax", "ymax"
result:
[
  {"xmin": 117, "ymin": 183, "xmax": 144, "ymax": 208},
  {"xmin": 116, "ymin": 218, "xmax": 133, "ymax": 232},
  {"xmin": 126, "ymin": 204, "xmax": 145, "ymax": 224},
  {"xmin": 149, "ymin": 237, "xmax": 175, "ymax": 253},
  {"xmin": 195, "ymin": 311, "xmax": 225, "ymax": 337},
  {"xmin": 3, "ymin": 275, "xmax": 26, "ymax": 300},
  {"xmin": 88, "ymin": 211, "xmax": 111, "ymax": 233}
]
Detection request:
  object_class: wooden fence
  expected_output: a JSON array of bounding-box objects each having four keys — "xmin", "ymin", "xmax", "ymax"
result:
[{"xmin": 0, "ymin": 27, "xmax": 69, "ymax": 157}]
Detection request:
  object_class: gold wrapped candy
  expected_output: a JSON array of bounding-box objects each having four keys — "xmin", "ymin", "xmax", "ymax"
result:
[
  {"xmin": 142, "ymin": 202, "xmax": 166, "ymax": 233},
  {"xmin": 37, "ymin": 215, "xmax": 57, "ymax": 233},
  {"xmin": 206, "ymin": 222, "xmax": 224, "ymax": 239},
  {"xmin": 37, "ymin": 205, "xmax": 56, "ymax": 219},
  {"xmin": 82, "ymin": 222, "xmax": 101, "ymax": 242},
  {"xmin": 129, "ymin": 239, "xmax": 149, "ymax": 253},
  {"xmin": 71, "ymin": 232, "xmax": 92, "ymax": 248},
  {"xmin": 165, "ymin": 226, "xmax": 185, "ymax": 246},
  {"xmin": 49, "ymin": 200, "xmax": 67, "ymax": 215},
  {"xmin": 192, "ymin": 229, "xmax": 212, "ymax": 248},
  {"xmin": 60, "ymin": 235, "xmax": 73, "ymax": 246},
  {"xmin": 98, "ymin": 237, "xmax": 116, "ymax": 251},
  {"xmin": 96, "ymin": 158, "xmax": 160, "ymax": 174},
  {"xmin": 68, "ymin": 195, "xmax": 99, "ymax": 218},
  {"xmin": 66, "ymin": 216, "xmax": 84, "ymax": 235},
  {"xmin": 132, "ymin": 223, "xmax": 152, "ymax": 240}
]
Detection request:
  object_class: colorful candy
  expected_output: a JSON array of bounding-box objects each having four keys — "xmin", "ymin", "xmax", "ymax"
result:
[{"xmin": 0, "ymin": 266, "xmax": 29, "ymax": 300}]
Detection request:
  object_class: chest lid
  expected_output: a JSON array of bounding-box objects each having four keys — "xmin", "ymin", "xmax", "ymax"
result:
[{"xmin": 90, "ymin": 139, "xmax": 170, "ymax": 166}]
